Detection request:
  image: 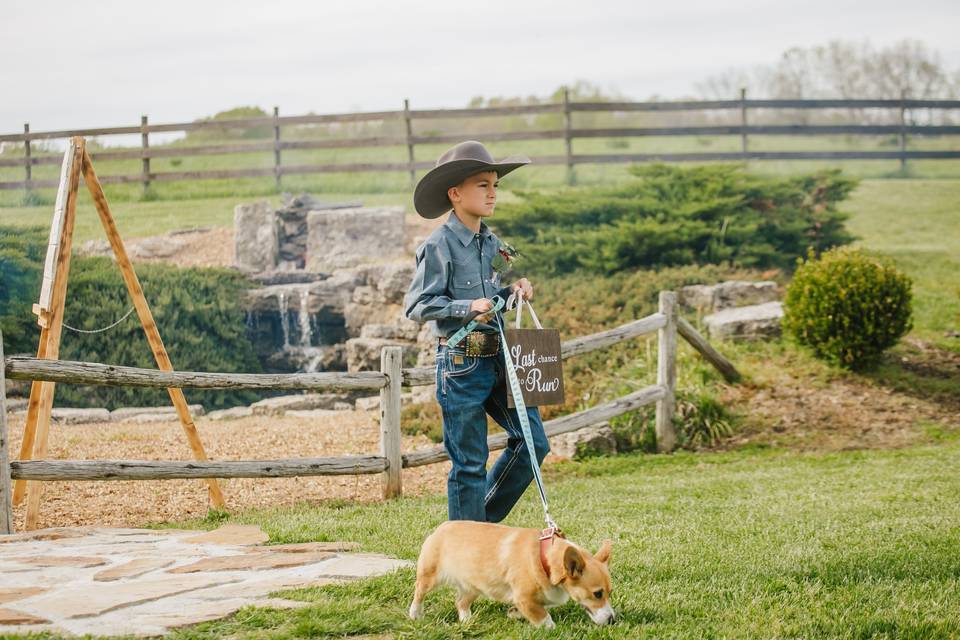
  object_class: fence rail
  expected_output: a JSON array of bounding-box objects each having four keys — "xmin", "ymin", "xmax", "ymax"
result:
[
  {"xmin": 3, "ymin": 94, "xmax": 959, "ymax": 193},
  {"xmin": 4, "ymin": 311, "xmax": 675, "ymax": 390},
  {"xmin": 10, "ymin": 456, "xmax": 389, "ymax": 481},
  {"xmin": 0, "ymin": 292, "xmax": 738, "ymax": 533},
  {"xmin": 2, "ymin": 358, "xmax": 389, "ymax": 391}
]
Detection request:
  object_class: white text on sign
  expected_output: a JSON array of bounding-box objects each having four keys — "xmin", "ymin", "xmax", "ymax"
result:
[{"xmin": 510, "ymin": 345, "xmax": 562, "ymax": 393}]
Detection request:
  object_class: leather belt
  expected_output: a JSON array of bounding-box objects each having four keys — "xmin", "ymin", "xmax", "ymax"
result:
[{"xmin": 438, "ymin": 331, "xmax": 501, "ymax": 357}]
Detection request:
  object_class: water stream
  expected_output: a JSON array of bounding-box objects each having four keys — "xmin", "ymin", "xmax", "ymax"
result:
[{"xmin": 275, "ymin": 286, "xmax": 327, "ymax": 372}]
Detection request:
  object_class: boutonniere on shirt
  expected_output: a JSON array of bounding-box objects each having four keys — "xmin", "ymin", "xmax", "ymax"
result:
[{"xmin": 492, "ymin": 240, "xmax": 522, "ymax": 276}]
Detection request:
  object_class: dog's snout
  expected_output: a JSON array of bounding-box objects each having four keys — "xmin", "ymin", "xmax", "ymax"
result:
[{"xmin": 590, "ymin": 603, "xmax": 616, "ymax": 625}]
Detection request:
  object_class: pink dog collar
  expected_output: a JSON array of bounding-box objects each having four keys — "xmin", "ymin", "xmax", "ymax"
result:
[{"xmin": 539, "ymin": 527, "xmax": 565, "ymax": 579}]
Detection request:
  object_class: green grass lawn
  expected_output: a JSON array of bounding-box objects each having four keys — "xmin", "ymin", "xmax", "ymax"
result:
[
  {"xmin": 843, "ymin": 179, "xmax": 960, "ymax": 350},
  {"xmin": 0, "ymin": 192, "xmax": 411, "ymax": 243},
  {"xmin": 132, "ymin": 443, "xmax": 960, "ymax": 639}
]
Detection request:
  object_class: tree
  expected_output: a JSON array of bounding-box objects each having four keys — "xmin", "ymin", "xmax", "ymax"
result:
[{"xmin": 697, "ymin": 39, "xmax": 960, "ymax": 124}]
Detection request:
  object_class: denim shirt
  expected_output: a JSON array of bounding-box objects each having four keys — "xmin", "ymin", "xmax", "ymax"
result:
[{"xmin": 404, "ymin": 212, "xmax": 515, "ymax": 339}]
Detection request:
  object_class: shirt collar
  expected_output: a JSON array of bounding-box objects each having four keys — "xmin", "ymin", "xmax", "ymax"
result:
[{"xmin": 445, "ymin": 212, "xmax": 494, "ymax": 247}]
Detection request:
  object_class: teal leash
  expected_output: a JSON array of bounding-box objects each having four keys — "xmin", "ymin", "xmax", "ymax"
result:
[
  {"xmin": 445, "ymin": 296, "xmax": 506, "ymax": 348},
  {"xmin": 446, "ymin": 293, "xmax": 557, "ymax": 530},
  {"xmin": 493, "ymin": 295, "xmax": 557, "ymax": 530}
]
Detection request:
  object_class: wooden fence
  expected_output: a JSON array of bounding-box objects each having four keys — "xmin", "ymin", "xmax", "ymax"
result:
[
  {"xmin": 2, "ymin": 92, "xmax": 959, "ymax": 194},
  {"xmin": 0, "ymin": 291, "xmax": 739, "ymax": 533}
]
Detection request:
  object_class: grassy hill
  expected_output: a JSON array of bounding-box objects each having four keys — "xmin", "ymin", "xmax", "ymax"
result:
[{"xmin": 844, "ymin": 179, "xmax": 960, "ymax": 347}]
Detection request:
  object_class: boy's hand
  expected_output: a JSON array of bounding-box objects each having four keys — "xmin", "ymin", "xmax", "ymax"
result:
[
  {"xmin": 511, "ymin": 278, "xmax": 534, "ymax": 301},
  {"xmin": 469, "ymin": 298, "xmax": 495, "ymax": 323}
]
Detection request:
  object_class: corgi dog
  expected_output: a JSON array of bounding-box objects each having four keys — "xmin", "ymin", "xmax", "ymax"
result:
[{"xmin": 409, "ymin": 520, "xmax": 614, "ymax": 628}]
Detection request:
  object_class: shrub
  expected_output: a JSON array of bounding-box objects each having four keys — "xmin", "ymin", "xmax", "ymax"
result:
[
  {"xmin": 401, "ymin": 402, "xmax": 443, "ymax": 443},
  {"xmin": 0, "ymin": 225, "xmax": 46, "ymax": 356},
  {"xmin": 490, "ymin": 163, "xmax": 857, "ymax": 276},
  {"xmin": 527, "ymin": 262, "xmax": 767, "ymax": 428},
  {"xmin": 185, "ymin": 106, "xmax": 272, "ymax": 141},
  {"xmin": 22, "ymin": 257, "xmax": 264, "ymax": 410},
  {"xmin": 675, "ymin": 390, "xmax": 735, "ymax": 448},
  {"xmin": 0, "ymin": 229, "xmax": 264, "ymax": 417},
  {"xmin": 608, "ymin": 407, "xmax": 657, "ymax": 453},
  {"xmin": 783, "ymin": 247, "xmax": 913, "ymax": 370},
  {"xmin": 529, "ymin": 264, "xmax": 751, "ymax": 452},
  {"xmin": 606, "ymin": 389, "xmax": 735, "ymax": 453}
]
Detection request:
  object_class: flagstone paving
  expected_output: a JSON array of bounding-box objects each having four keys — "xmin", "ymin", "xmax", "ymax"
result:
[{"xmin": 0, "ymin": 524, "xmax": 411, "ymax": 637}]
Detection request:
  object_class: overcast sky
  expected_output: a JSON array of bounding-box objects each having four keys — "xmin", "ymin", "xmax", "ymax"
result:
[{"xmin": 1, "ymin": 0, "xmax": 958, "ymax": 134}]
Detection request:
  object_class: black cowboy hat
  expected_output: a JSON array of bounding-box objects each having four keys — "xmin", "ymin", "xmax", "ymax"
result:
[{"xmin": 413, "ymin": 140, "xmax": 530, "ymax": 219}]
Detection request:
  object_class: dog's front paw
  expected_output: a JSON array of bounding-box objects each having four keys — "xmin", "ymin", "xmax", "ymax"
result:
[
  {"xmin": 408, "ymin": 602, "xmax": 422, "ymax": 620},
  {"xmin": 507, "ymin": 606, "xmax": 524, "ymax": 619},
  {"xmin": 538, "ymin": 613, "xmax": 555, "ymax": 630}
]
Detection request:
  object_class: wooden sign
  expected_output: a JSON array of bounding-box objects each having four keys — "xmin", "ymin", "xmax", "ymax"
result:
[
  {"xmin": 504, "ymin": 328, "xmax": 565, "ymax": 408},
  {"xmin": 36, "ymin": 146, "xmax": 75, "ymax": 322}
]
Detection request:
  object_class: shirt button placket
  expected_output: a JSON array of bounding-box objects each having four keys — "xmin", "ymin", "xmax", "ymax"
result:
[{"xmin": 476, "ymin": 233, "xmax": 487, "ymax": 298}]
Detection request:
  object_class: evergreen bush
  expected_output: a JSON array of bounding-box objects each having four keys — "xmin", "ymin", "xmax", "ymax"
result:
[
  {"xmin": 491, "ymin": 164, "xmax": 857, "ymax": 276},
  {"xmin": 0, "ymin": 234, "xmax": 264, "ymax": 410},
  {"xmin": 0, "ymin": 225, "xmax": 46, "ymax": 356},
  {"xmin": 53, "ymin": 258, "xmax": 263, "ymax": 409},
  {"xmin": 783, "ymin": 247, "xmax": 913, "ymax": 370}
]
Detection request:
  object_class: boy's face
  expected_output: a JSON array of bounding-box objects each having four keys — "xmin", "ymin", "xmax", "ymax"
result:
[{"xmin": 448, "ymin": 170, "xmax": 499, "ymax": 218}]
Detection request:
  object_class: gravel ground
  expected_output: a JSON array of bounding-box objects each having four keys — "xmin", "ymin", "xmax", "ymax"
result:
[{"xmin": 6, "ymin": 408, "xmax": 455, "ymax": 531}]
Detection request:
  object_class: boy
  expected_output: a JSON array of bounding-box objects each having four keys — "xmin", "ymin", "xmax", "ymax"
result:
[{"xmin": 403, "ymin": 140, "xmax": 550, "ymax": 523}]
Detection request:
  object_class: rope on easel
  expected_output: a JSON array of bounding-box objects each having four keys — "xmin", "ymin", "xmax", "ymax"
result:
[{"xmin": 62, "ymin": 306, "xmax": 136, "ymax": 334}]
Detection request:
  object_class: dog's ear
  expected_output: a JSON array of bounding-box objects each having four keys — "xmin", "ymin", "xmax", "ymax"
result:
[
  {"xmin": 547, "ymin": 546, "xmax": 566, "ymax": 585},
  {"xmin": 595, "ymin": 539, "xmax": 612, "ymax": 565},
  {"xmin": 563, "ymin": 545, "xmax": 585, "ymax": 580}
]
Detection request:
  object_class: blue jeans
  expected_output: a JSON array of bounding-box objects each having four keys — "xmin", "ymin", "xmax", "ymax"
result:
[{"xmin": 435, "ymin": 342, "xmax": 550, "ymax": 522}]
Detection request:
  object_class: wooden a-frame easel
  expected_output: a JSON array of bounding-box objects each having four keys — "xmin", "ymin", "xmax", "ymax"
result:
[{"xmin": 12, "ymin": 137, "xmax": 225, "ymax": 530}]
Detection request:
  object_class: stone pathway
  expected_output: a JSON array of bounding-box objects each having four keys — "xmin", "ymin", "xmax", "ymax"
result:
[{"xmin": 0, "ymin": 524, "xmax": 410, "ymax": 637}]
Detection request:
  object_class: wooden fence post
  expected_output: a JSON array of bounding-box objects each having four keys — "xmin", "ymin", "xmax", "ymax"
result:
[
  {"xmin": 740, "ymin": 87, "xmax": 749, "ymax": 160},
  {"xmin": 379, "ymin": 346, "xmax": 402, "ymax": 498},
  {"xmin": 656, "ymin": 291, "xmax": 678, "ymax": 452},
  {"xmin": 140, "ymin": 115, "xmax": 150, "ymax": 195},
  {"xmin": 0, "ymin": 329, "xmax": 13, "ymax": 534},
  {"xmin": 899, "ymin": 89, "xmax": 908, "ymax": 174},
  {"xmin": 403, "ymin": 99, "xmax": 415, "ymax": 188},
  {"xmin": 273, "ymin": 106, "xmax": 282, "ymax": 191},
  {"xmin": 23, "ymin": 123, "xmax": 31, "ymax": 202},
  {"xmin": 563, "ymin": 87, "xmax": 574, "ymax": 186}
]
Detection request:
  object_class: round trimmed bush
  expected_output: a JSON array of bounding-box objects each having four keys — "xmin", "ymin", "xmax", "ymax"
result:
[{"xmin": 783, "ymin": 247, "xmax": 913, "ymax": 370}]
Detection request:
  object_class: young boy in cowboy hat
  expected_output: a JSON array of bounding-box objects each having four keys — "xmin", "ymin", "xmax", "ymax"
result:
[{"xmin": 404, "ymin": 140, "xmax": 550, "ymax": 523}]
